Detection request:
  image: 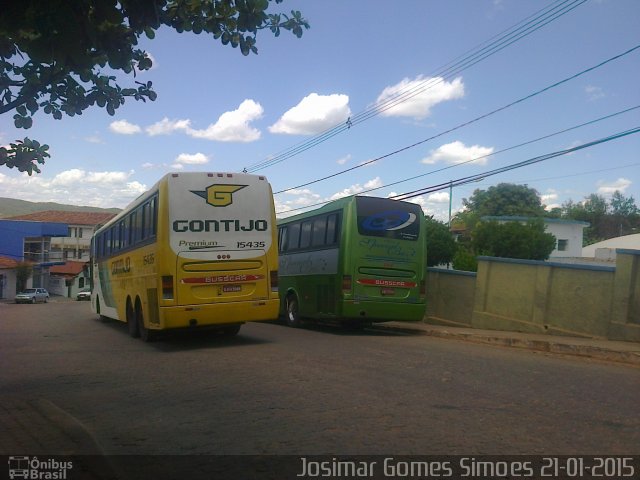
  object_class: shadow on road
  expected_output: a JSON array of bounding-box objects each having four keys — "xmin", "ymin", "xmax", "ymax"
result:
[
  {"xmin": 93, "ymin": 316, "xmax": 272, "ymax": 352},
  {"xmin": 267, "ymin": 317, "xmax": 423, "ymax": 337}
]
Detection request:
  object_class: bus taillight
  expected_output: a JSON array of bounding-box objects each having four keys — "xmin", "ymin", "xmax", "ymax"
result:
[
  {"xmin": 342, "ymin": 275, "xmax": 352, "ymax": 293},
  {"xmin": 162, "ymin": 275, "xmax": 174, "ymax": 300},
  {"xmin": 270, "ymin": 270, "xmax": 278, "ymax": 293},
  {"xmin": 420, "ymin": 280, "xmax": 426, "ymax": 297}
]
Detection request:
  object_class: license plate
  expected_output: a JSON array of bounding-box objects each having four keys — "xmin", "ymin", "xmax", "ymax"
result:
[
  {"xmin": 223, "ymin": 285, "xmax": 242, "ymax": 293},
  {"xmin": 380, "ymin": 288, "xmax": 395, "ymax": 296}
]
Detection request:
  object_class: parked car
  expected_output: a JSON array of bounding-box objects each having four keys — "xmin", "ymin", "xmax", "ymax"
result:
[
  {"xmin": 77, "ymin": 289, "xmax": 91, "ymax": 301},
  {"xmin": 15, "ymin": 288, "xmax": 49, "ymax": 304}
]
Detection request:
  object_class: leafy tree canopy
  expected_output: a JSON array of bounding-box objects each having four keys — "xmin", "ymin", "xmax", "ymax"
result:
[
  {"xmin": 455, "ymin": 183, "xmax": 546, "ymax": 230},
  {"xmin": 561, "ymin": 191, "xmax": 639, "ymax": 245},
  {"xmin": 0, "ymin": 0, "xmax": 309, "ymax": 174},
  {"xmin": 425, "ymin": 216, "xmax": 457, "ymax": 267},
  {"xmin": 473, "ymin": 219, "xmax": 556, "ymax": 261}
]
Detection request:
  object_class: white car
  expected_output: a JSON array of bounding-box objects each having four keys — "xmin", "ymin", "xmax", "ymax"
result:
[
  {"xmin": 15, "ymin": 288, "xmax": 49, "ymax": 304},
  {"xmin": 76, "ymin": 289, "xmax": 91, "ymax": 301}
]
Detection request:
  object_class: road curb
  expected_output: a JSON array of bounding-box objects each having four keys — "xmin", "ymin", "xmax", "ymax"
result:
[
  {"xmin": 376, "ymin": 323, "xmax": 640, "ymax": 367},
  {"xmin": 426, "ymin": 328, "xmax": 640, "ymax": 366}
]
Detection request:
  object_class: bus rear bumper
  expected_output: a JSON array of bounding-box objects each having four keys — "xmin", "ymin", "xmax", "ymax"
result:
[
  {"xmin": 158, "ymin": 299, "xmax": 279, "ymax": 329},
  {"xmin": 341, "ymin": 300, "xmax": 426, "ymax": 322}
]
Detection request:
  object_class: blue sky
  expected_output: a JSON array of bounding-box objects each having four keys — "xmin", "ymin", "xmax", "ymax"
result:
[{"xmin": 1, "ymin": 0, "xmax": 639, "ymax": 221}]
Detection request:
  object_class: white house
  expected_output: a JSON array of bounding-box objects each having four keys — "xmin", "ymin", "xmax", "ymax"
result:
[
  {"xmin": 582, "ymin": 233, "xmax": 640, "ymax": 261},
  {"xmin": 481, "ymin": 216, "xmax": 589, "ymax": 258}
]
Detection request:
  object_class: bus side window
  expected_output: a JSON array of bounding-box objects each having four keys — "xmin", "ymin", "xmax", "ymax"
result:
[
  {"xmin": 112, "ymin": 225, "xmax": 120, "ymax": 252},
  {"xmin": 312, "ymin": 217, "xmax": 326, "ymax": 247},
  {"xmin": 278, "ymin": 226, "xmax": 288, "ymax": 253},
  {"xmin": 326, "ymin": 214, "xmax": 338, "ymax": 245},
  {"xmin": 142, "ymin": 202, "xmax": 151, "ymax": 240},
  {"xmin": 288, "ymin": 223, "xmax": 301, "ymax": 251},
  {"xmin": 129, "ymin": 211, "xmax": 136, "ymax": 246},
  {"xmin": 119, "ymin": 220, "xmax": 127, "ymax": 250},
  {"xmin": 150, "ymin": 196, "xmax": 158, "ymax": 236},
  {"xmin": 300, "ymin": 221, "xmax": 312, "ymax": 249}
]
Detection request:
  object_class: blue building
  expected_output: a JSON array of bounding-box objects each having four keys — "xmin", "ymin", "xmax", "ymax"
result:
[{"xmin": 0, "ymin": 219, "xmax": 68, "ymax": 298}]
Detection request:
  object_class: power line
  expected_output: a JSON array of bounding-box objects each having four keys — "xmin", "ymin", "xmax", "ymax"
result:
[
  {"xmin": 393, "ymin": 126, "xmax": 640, "ymax": 201},
  {"xmin": 276, "ymin": 126, "xmax": 640, "ymax": 215},
  {"xmin": 246, "ymin": 0, "xmax": 588, "ymax": 173},
  {"xmin": 349, "ymin": 105, "xmax": 640, "ymax": 197},
  {"xmin": 273, "ymin": 44, "xmax": 640, "ymax": 196}
]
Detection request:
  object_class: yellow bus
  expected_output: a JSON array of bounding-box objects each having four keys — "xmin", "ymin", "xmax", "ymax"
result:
[{"xmin": 90, "ymin": 172, "xmax": 279, "ymax": 341}]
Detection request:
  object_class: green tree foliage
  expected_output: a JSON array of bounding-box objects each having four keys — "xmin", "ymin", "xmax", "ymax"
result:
[
  {"xmin": 455, "ymin": 183, "xmax": 546, "ymax": 230},
  {"xmin": 561, "ymin": 191, "xmax": 640, "ymax": 244},
  {"xmin": 473, "ymin": 219, "xmax": 557, "ymax": 261},
  {"xmin": 425, "ymin": 216, "xmax": 457, "ymax": 267},
  {"xmin": 452, "ymin": 247, "xmax": 478, "ymax": 272},
  {"xmin": 0, "ymin": 0, "xmax": 309, "ymax": 174}
]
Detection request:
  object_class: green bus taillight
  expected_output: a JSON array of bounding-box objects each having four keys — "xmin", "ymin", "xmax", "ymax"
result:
[{"xmin": 342, "ymin": 275, "xmax": 352, "ymax": 293}]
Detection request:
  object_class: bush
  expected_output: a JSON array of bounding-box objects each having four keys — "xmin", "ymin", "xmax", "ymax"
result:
[{"xmin": 452, "ymin": 247, "xmax": 478, "ymax": 272}]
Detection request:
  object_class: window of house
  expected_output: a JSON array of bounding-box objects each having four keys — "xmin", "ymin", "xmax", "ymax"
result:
[{"xmin": 557, "ymin": 239, "xmax": 568, "ymax": 251}]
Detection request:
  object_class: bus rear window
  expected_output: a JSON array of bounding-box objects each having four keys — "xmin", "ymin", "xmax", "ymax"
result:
[{"xmin": 355, "ymin": 196, "xmax": 420, "ymax": 241}]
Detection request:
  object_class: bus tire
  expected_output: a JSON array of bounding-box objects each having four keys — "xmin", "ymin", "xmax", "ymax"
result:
[
  {"xmin": 136, "ymin": 298, "xmax": 155, "ymax": 342},
  {"xmin": 222, "ymin": 324, "xmax": 241, "ymax": 336},
  {"xmin": 285, "ymin": 294, "xmax": 302, "ymax": 328},
  {"xmin": 96, "ymin": 297, "xmax": 107, "ymax": 322},
  {"xmin": 126, "ymin": 298, "xmax": 139, "ymax": 338}
]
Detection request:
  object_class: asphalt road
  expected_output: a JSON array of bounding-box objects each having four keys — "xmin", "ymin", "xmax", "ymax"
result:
[{"xmin": 1, "ymin": 301, "xmax": 638, "ymax": 457}]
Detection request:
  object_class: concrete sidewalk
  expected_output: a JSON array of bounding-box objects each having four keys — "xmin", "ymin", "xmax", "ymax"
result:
[{"xmin": 379, "ymin": 320, "xmax": 640, "ymax": 367}]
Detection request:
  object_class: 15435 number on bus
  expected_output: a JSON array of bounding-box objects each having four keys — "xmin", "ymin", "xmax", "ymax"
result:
[{"xmin": 237, "ymin": 241, "xmax": 266, "ymax": 249}]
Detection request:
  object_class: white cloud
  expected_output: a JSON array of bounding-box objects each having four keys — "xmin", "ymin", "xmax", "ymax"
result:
[
  {"xmin": 275, "ymin": 178, "xmax": 382, "ymax": 217},
  {"xmin": 146, "ymin": 118, "xmax": 191, "ymax": 136},
  {"xmin": 329, "ymin": 177, "xmax": 383, "ymax": 200},
  {"xmin": 422, "ymin": 141, "xmax": 494, "ymax": 165},
  {"xmin": 541, "ymin": 191, "xmax": 559, "ymax": 205},
  {"xmin": 427, "ymin": 191, "xmax": 450, "ymax": 203},
  {"xmin": 269, "ymin": 93, "xmax": 351, "ymax": 135},
  {"xmin": 186, "ymin": 99, "xmax": 263, "ymax": 142},
  {"xmin": 0, "ymin": 169, "xmax": 146, "ymax": 208},
  {"xmin": 376, "ymin": 76, "xmax": 464, "ymax": 120},
  {"xmin": 337, "ymin": 154, "xmax": 351, "ymax": 165},
  {"xmin": 174, "ymin": 152, "xmax": 210, "ymax": 165},
  {"xmin": 597, "ymin": 178, "xmax": 632, "ymax": 196},
  {"xmin": 109, "ymin": 120, "xmax": 142, "ymax": 135},
  {"xmin": 585, "ymin": 85, "xmax": 605, "ymax": 101},
  {"xmin": 84, "ymin": 134, "xmax": 104, "ymax": 144}
]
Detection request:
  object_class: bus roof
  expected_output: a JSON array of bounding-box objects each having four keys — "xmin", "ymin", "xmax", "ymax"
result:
[
  {"xmin": 276, "ymin": 195, "xmax": 422, "ymax": 225},
  {"xmin": 95, "ymin": 172, "xmax": 270, "ymax": 234}
]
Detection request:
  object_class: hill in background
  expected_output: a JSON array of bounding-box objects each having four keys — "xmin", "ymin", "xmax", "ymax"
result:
[{"xmin": 0, "ymin": 197, "xmax": 121, "ymax": 218}]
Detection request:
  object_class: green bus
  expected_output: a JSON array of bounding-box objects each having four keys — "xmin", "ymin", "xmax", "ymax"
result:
[{"xmin": 277, "ymin": 195, "xmax": 427, "ymax": 327}]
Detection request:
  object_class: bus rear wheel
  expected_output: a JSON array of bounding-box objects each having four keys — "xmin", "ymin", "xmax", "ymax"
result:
[
  {"xmin": 285, "ymin": 294, "xmax": 302, "ymax": 328},
  {"xmin": 136, "ymin": 298, "xmax": 155, "ymax": 342},
  {"xmin": 222, "ymin": 324, "xmax": 241, "ymax": 336},
  {"xmin": 126, "ymin": 299, "xmax": 139, "ymax": 338}
]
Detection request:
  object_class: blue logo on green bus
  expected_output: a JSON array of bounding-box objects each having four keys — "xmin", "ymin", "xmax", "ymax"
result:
[{"xmin": 361, "ymin": 211, "xmax": 417, "ymax": 232}]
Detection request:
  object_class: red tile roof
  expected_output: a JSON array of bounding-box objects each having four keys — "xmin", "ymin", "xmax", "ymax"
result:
[
  {"xmin": 0, "ymin": 256, "xmax": 19, "ymax": 269},
  {"xmin": 49, "ymin": 261, "xmax": 87, "ymax": 276},
  {"xmin": 8, "ymin": 210, "xmax": 116, "ymax": 226}
]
